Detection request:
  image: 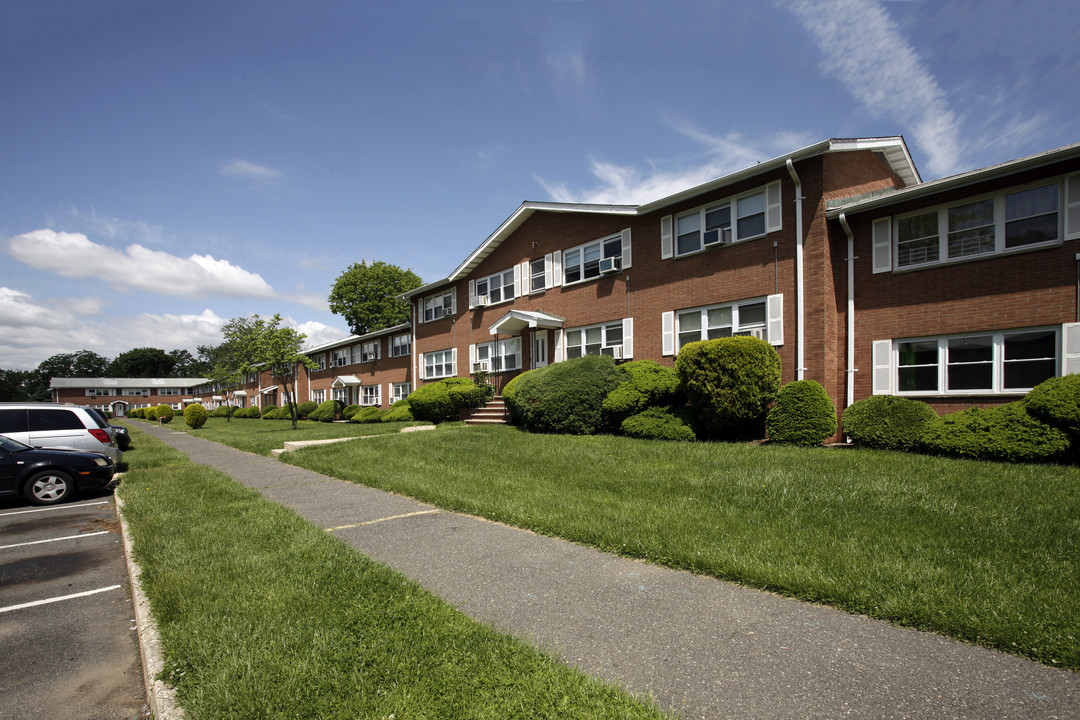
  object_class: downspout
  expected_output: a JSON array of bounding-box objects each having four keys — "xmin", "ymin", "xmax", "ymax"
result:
[
  {"xmin": 839, "ymin": 212, "xmax": 856, "ymax": 410},
  {"xmin": 785, "ymin": 159, "xmax": 805, "ymax": 381}
]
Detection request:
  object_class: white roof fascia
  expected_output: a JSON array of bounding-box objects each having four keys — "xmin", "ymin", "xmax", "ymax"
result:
[
  {"xmin": 301, "ymin": 323, "xmax": 411, "ymax": 354},
  {"xmin": 827, "ymin": 140, "xmax": 1080, "ymax": 218},
  {"xmin": 49, "ymin": 377, "xmax": 208, "ymax": 389}
]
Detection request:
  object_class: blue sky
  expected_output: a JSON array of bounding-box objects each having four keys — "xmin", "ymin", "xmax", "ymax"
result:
[{"xmin": 2, "ymin": 0, "xmax": 1078, "ymax": 370}]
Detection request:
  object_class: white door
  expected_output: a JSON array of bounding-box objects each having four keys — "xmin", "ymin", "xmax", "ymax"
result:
[{"xmin": 531, "ymin": 330, "xmax": 549, "ymax": 369}]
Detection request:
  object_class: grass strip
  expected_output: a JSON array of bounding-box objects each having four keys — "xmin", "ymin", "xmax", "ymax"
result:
[
  {"xmin": 117, "ymin": 425, "xmax": 668, "ymax": 720},
  {"xmin": 283, "ymin": 425, "xmax": 1080, "ymax": 670},
  {"xmin": 128, "ymin": 416, "xmax": 427, "ymax": 455}
]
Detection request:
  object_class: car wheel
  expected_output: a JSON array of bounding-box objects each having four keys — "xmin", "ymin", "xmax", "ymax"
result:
[{"xmin": 24, "ymin": 470, "xmax": 76, "ymax": 506}]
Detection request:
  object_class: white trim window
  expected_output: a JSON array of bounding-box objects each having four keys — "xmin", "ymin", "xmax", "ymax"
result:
[
  {"xmin": 311, "ymin": 389, "xmax": 326, "ymax": 404},
  {"xmin": 315, "ymin": 353, "xmax": 327, "ymax": 371},
  {"xmin": 361, "ymin": 385, "xmax": 381, "ymax": 407},
  {"xmin": 675, "ymin": 299, "xmax": 767, "ymax": 350},
  {"xmin": 666, "ymin": 181, "xmax": 782, "ymax": 258},
  {"xmin": 85, "ymin": 388, "xmax": 117, "ymax": 397},
  {"xmin": 564, "ymin": 233, "xmax": 622, "ymax": 285},
  {"xmin": 123, "ymin": 388, "xmax": 150, "ymax": 396},
  {"xmin": 887, "ymin": 328, "xmax": 1059, "ymax": 395},
  {"xmin": 422, "ymin": 290, "xmax": 456, "ymax": 323},
  {"xmin": 391, "ymin": 333, "xmax": 411, "ymax": 358},
  {"xmin": 473, "ymin": 268, "xmax": 516, "ymax": 306},
  {"xmin": 333, "ymin": 387, "xmax": 349, "ymax": 404},
  {"xmin": 423, "ymin": 349, "xmax": 456, "ymax": 380},
  {"xmin": 529, "ymin": 257, "xmax": 547, "ymax": 293},
  {"xmin": 360, "ymin": 340, "xmax": 380, "ymax": 363},
  {"xmin": 473, "ymin": 338, "xmax": 521, "ymax": 373},
  {"xmin": 331, "ymin": 348, "xmax": 349, "ymax": 368},
  {"xmin": 892, "ymin": 181, "xmax": 1062, "ymax": 270},
  {"xmin": 565, "ymin": 321, "xmax": 624, "ymax": 359},
  {"xmin": 391, "ymin": 382, "xmax": 411, "ymax": 403}
]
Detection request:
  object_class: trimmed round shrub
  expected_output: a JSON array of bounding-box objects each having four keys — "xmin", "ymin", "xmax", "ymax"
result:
[
  {"xmin": 766, "ymin": 380, "xmax": 837, "ymax": 446},
  {"xmin": 297, "ymin": 401, "xmax": 319, "ymax": 419},
  {"xmin": 502, "ymin": 369, "xmax": 539, "ymax": 424},
  {"xmin": 350, "ymin": 406, "xmax": 386, "ymax": 423},
  {"xmin": 156, "ymin": 404, "xmax": 174, "ymax": 424},
  {"xmin": 842, "ymin": 395, "xmax": 937, "ymax": 451},
  {"xmin": 602, "ymin": 359, "xmax": 683, "ymax": 427},
  {"xmin": 408, "ymin": 377, "xmax": 483, "ymax": 423},
  {"xmin": 620, "ymin": 406, "xmax": 696, "ymax": 442},
  {"xmin": 309, "ymin": 399, "xmax": 345, "ymax": 422},
  {"xmin": 184, "ymin": 403, "xmax": 208, "ymax": 430},
  {"xmin": 676, "ymin": 336, "xmax": 782, "ymax": 440},
  {"xmin": 919, "ymin": 402, "xmax": 1071, "ymax": 464},
  {"xmin": 143, "ymin": 407, "xmax": 157, "ymax": 422},
  {"xmin": 342, "ymin": 404, "xmax": 361, "ymax": 420},
  {"xmin": 210, "ymin": 405, "xmax": 231, "ymax": 417},
  {"xmin": 513, "ymin": 355, "xmax": 627, "ymax": 435},
  {"xmin": 381, "ymin": 400, "xmax": 414, "ymax": 422},
  {"xmin": 260, "ymin": 404, "xmax": 278, "ymax": 419},
  {"xmin": 1024, "ymin": 374, "xmax": 1080, "ymax": 438}
]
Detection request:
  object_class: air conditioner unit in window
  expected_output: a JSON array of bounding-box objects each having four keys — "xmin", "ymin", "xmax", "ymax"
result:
[
  {"xmin": 471, "ymin": 295, "xmax": 490, "ymax": 307},
  {"xmin": 703, "ymin": 227, "xmax": 732, "ymax": 247},
  {"xmin": 598, "ymin": 257, "xmax": 621, "ymax": 275},
  {"xmin": 610, "ymin": 345, "xmax": 623, "ymax": 360},
  {"xmin": 747, "ymin": 327, "xmax": 767, "ymax": 340},
  {"xmin": 473, "ymin": 360, "xmax": 491, "ymax": 373}
]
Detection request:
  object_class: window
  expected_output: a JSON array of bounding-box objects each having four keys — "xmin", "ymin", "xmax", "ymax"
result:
[
  {"xmin": 331, "ymin": 348, "xmax": 349, "ymax": 367},
  {"xmin": 311, "ymin": 389, "xmax": 326, "ymax": 404},
  {"xmin": 672, "ymin": 181, "xmax": 780, "ymax": 257},
  {"xmin": 422, "ymin": 290, "xmax": 456, "ymax": 322},
  {"xmin": 530, "ymin": 258, "xmax": 546, "ymax": 293},
  {"xmin": 564, "ymin": 234, "xmax": 622, "ymax": 284},
  {"xmin": 123, "ymin": 388, "xmax": 150, "ymax": 396},
  {"xmin": 565, "ymin": 322, "xmax": 623, "ymax": 358},
  {"xmin": 423, "ymin": 349, "xmax": 455, "ymax": 379},
  {"xmin": 892, "ymin": 328, "xmax": 1058, "ymax": 395},
  {"xmin": 475, "ymin": 269, "xmax": 516, "ymax": 304},
  {"xmin": 391, "ymin": 333, "xmax": 411, "ymax": 357},
  {"xmin": 894, "ymin": 182, "xmax": 1061, "ymax": 269},
  {"xmin": 315, "ymin": 354, "xmax": 327, "ymax": 371},
  {"xmin": 360, "ymin": 340, "xmax": 380, "ymax": 363},
  {"xmin": 85, "ymin": 388, "xmax": 116, "ymax": 397},
  {"xmin": 333, "ymin": 387, "xmax": 349, "ymax": 403},
  {"xmin": 474, "ymin": 338, "xmax": 521, "ymax": 372},
  {"xmin": 160, "ymin": 388, "xmax": 182, "ymax": 396},
  {"xmin": 362, "ymin": 385, "xmax": 381, "ymax": 406},
  {"xmin": 392, "ymin": 382, "xmax": 411, "ymax": 403},
  {"xmin": 675, "ymin": 300, "xmax": 767, "ymax": 351}
]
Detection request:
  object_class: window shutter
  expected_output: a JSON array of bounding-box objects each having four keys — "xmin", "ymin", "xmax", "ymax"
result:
[
  {"xmin": 450, "ymin": 348, "xmax": 457, "ymax": 376},
  {"xmin": 1066, "ymin": 173, "xmax": 1080, "ymax": 240},
  {"xmin": 468, "ymin": 280, "xmax": 476, "ymax": 308},
  {"xmin": 552, "ymin": 250, "xmax": 563, "ymax": 287},
  {"xmin": 872, "ymin": 218, "xmax": 892, "ymax": 274},
  {"xmin": 766, "ymin": 181, "xmax": 782, "ymax": 233},
  {"xmin": 450, "ymin": 289, "xmax": 457, "ymax": 316},
  {"xmin": 661, "ymin": 311, "xmax": 675, "ymax": 356},
  {"xmin": 554, "ymin": 330, "xmax": 565, "ymax": 362},
  {"xmin": 766, "ymin": 294, "xmax": 783, "ymax": 346},
  {"xmin": 661, "ymin": 216, "xmax": 673, "ymax": 259},
  {"xmin": 622, "ymin": 318, "xmax": 633, "ymax": 358},
  {"xmin": 514, "ymin": 263, "xmax": 524, "ymax": 298},
  {"xmin": 469, "ymin": 344, "xmax": 476, "ymax": 370},
  {"xmin": 621, "ymin": 228, "xmax": 632, "ymax": 269},
  {"xmin": 872, "ymin": 340, "xmax": 892, "ymax": 394},
  {"xmin": 544, "ymin": 253, "xmax": 554, "ymax": 289},
  {"xmin": 1063, "ymin": 323, "xmax": 1080, "ymax": 375},
  {"xmin": 418, "ymin": 356, "xmax": 425, "ymax": 380}
]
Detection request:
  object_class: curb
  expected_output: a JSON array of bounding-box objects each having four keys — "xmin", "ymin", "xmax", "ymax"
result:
[{"xmin": 116, "ymin": 491, "xmax": 185, "ymax": 720}]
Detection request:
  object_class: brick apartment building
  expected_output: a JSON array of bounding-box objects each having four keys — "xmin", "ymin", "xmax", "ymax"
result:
[{"xmin": 50, "ymin": 378, "xmax": 208, "ymax": 417}]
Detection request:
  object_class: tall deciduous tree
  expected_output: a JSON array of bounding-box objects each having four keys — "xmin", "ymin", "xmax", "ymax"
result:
[
  {"xmin": 328, "ymin": 261, "xmax": 422, "ymax": 336},
  {"xmin": 224, "ymin": 314, "xmax": 315, "ymax": 430},
  {"xmin": 106, "ymin": 347, "xmax": 175, "ymax": 378},
  {"xmin": 31, "ymin": 351, "xmax": 112, "ymax": 400}
]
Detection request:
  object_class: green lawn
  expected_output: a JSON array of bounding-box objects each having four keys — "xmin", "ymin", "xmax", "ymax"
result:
[
  {"xmin": 117, "ymin": 425, "xmax": 668, "ymax": 720},
  {"xmin": 130, "ymin": 415, "xmax": 428, "ymax": 455},
  {"xmin": 281, "ymin": 425, "xmax": 1080, "ymax": 669}
]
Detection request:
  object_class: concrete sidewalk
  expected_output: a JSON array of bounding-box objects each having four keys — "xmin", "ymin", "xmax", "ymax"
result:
[{"xmin": 136, "ymin": 423, "xmax": 1079, "ymax": 719}]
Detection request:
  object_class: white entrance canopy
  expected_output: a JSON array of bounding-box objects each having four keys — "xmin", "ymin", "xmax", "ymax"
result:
[
  {"xmin": 488, "ymin": 309, "xmax": 564, "ymax": 336},
  {"xmin": 332, "ymin": 375, "xmax": 362, "ymax": 388}
]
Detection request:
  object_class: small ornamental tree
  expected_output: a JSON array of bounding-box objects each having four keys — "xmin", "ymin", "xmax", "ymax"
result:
[
  {"xmin": 155, "ymin": 404, "xmax": 174, "ymax": 424},
  {"xmin": 766, "ymin": 380, "xmax": 837, "ymax": 446},
  {"xmin": 184, "ymin": 403, "xmax": 208, "ymax": 430},
  {"xmin": 676, "ymin": 336, "xmax": 781, "ymax": 440}
]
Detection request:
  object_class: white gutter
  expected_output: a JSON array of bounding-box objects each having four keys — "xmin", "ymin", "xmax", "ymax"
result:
[
  {"xmin": 838, "ymin": 212, "xmax": 856, "ymax": 409},
  {"xmin": 786, "ymin": 159, "xmax": 805, "ymax": 381}
]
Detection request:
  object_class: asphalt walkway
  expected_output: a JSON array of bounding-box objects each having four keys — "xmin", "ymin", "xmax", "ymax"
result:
[{"xmin": 137, "ymin": 423, "xmax": 1080, "ymax": 719}]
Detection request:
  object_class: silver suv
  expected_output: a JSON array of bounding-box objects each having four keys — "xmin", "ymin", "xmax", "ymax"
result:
[{"xmin": 0, "ymin": 403, "xmax": 123, "ymax": 464}]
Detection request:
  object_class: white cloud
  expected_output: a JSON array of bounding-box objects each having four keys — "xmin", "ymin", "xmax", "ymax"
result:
[
  {"xmin": 0, "ymin": 287, "xmax": 72, "ymax": 330},
  {"xmin": 56, "ymin": 206, "xmax": 172, "ymax": 246},
  {"xmin": 785, "ymin": 0, "xmax": 963, "ymax": 177},
  {"xmin": 219, "ymin": 159, "xmax": 283, "ymax": 184},
  {"xmin": 5, "ymin": 229, "xmax": 278, "ymax": 301}
]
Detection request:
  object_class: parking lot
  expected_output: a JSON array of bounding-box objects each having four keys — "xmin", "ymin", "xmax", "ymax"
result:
[{"xmin": 0, "ymin": 488, "xmax": 149, "ymax": 720}]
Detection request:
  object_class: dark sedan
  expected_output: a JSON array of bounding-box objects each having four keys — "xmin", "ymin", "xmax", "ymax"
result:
[{"xmin": 0, "ymin": 435, "xmax": 116, "ymax": 505}]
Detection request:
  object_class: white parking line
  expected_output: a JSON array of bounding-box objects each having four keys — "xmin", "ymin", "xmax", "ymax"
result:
[
  {"xmin": 0, "ymin": 500, "xmax": 110, "ymax": 518},
  {"xmin": 0, "ymin": 585, "xmax": 123, "ymax": 614},
  {"xmin": 0, "ymin": 531, "xmax": 110, "ymax": 551}
]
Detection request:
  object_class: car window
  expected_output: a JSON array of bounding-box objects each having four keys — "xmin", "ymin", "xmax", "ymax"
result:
[
  {"xmin": 0, "ymin": 409, "xmax": 28, "ymax": 433},
  {"xmin": 28, "ymin": 408, "xmax": 85, "ymax": 431},
  {"xmin": 0, "ymin": 435, "xmax": 29, "ymax": 451},
  {"xmin": 82, "ymin": 408, "xmax": 109, "ymax": 428}
]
